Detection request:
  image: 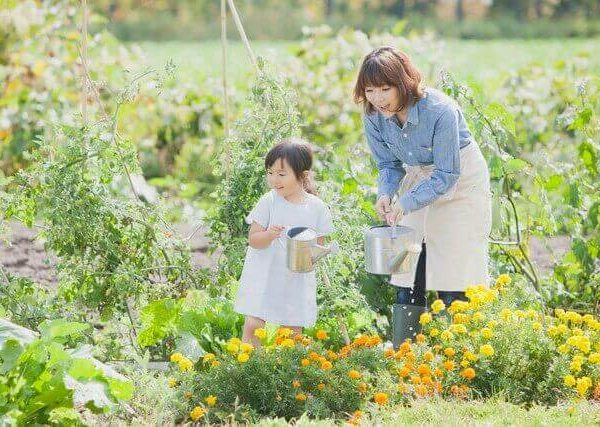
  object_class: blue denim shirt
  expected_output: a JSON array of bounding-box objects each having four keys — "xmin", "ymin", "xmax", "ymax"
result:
[{"xmin": 363, "ymin": 88, "xmax": 473, "ymax": 212}]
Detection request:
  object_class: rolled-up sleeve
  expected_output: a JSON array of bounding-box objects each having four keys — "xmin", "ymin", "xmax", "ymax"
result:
[
  {"xmin": 363, "ymin": 115, "xmax": 406, "ymax": 199},
  {"xmin": 399, "ymin": 108, "xmax": 461, "ymax": 212}
]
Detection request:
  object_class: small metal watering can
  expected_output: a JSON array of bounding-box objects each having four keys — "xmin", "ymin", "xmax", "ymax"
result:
[
  {"xmin": 285, "ymin": 227, "xmax": 338, "ymax": 273},
  {"xmin": 364, "ymin": 225, "xmax": 421, "ymax": 275}
]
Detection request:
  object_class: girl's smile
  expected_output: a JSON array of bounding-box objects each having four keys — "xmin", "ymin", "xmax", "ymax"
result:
[{"xmin": 267, "ymin": 158, "xmax": 307, "ymax": 203}]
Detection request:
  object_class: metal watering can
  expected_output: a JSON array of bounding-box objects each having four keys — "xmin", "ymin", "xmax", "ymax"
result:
[
  {"xmin": 364, "ymin": 225, "xmax": 421, "ymax": 275},
  {"xmin": 284, "ymin": 227, "xmax": 339, "ymax": 273}
]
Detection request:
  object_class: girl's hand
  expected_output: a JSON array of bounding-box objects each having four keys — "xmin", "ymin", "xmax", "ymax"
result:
[
  {"xmin": 375, "ymin": 195, "xmax": 392, "ymax": 220},
  {"xmin": 266, "ymin": 225, "xmax": 284, "ymax": 241}
]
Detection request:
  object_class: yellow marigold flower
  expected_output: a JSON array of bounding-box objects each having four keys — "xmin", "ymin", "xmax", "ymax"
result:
[
  {"xmin": 170, "ymin": 352, "xmax": 184, "ymax": 363},
  {"xmin": 211, "ymin": 360, "xmax": 220, "ymax": 368},
  {"xmin": 416, "ymin": 333, "xmax": 426, "ymax": 344},
  {"xmin": 373, "ymin": 392, "xmax": 389, "ymax": 405},
  {"xmin": 419, "ymin": 312, "xmax": 432, "ymax": 325},
  {"xmin": 240, "ymin": 343, "xmax": 254, "ymax": 353},
  {"xmin": 444, "ymin": 347, "xmax": 456, "ymax": 358},
  {"xmin": 357, "ymin": 382, "xmax": 368, "ymax": 393},
  {"xmin": 277, "ymin": 327, "xmax": 292, "ymax": 338},
  {"xmin": 567, "ymin": 406, "xmax": 576, "ymax": 416},
  {"xmin": 301, "ymin": 358, "xmax": 310, "ymax": 367},
  {"xmin": 440, "ymin": 330, "xmax": 454, "ymax": 341},
  {"xmin": 202, "ymin": 353, "xmax": 216, "ymax": 364},
  {"xmin": 410, "ymin": 375, "xmax": 422, "ymax": 384},
  {"xmin": 205, "ymin": 395, "xmax": 217, "ymax": 406},
  {"xmin": 460, "ymin": 359, "xmax": 470, "ymax": 368},
  {"xmin": 167, "ymin": 377, "xmax": 177, "ymax": 388},
  {"xmin": 564, "ymin": 375, "xmax": 577, "ymax": 387},
  {"xmin": 464, "ymin": 350, "xmax": 479, "ymax": 362},
  {"xmin": 472, "ymin": 312, "xmax": 485, "ymax": 322},
  {"xmin": 448, "ymin": 300, "xmax": 469, "ymax": 314},
  {"xmin": 495, "ymin": 274, "xmax": 512, "ymax": 287},
  {"xmin": 460, "ymin": 367, "xmax": 476, "ymax": 380},
  {"xmin": 450, "ymin": 324, "xmax": 467, "ymax": 334},
  {"xmin": 254, "ymin": 328, "xmax": 267, "ymax": 339},
  {"xmin": 292, "ymin": 380, "xmax": 301, "ymax": 388},
  {"xmin": 423, "ymin": 351, "xmax": 434, "ymax": 362},
  {"xmin": 589, "ymin": 352, "xmax": 600, "ymax": 363},
  {"xmin": 443, "ymin": 360, "xmax": 455, "ymax": 371},
  {"xmin": 309, "ymin": 351, "xmax": 320, "ymax": 360},
  {"xmin": 532, "ymin": 322, "xmax": 542, "ymax": 331},
  {"xmin": 397, "ymin": 383, "xmax": 408, "ymax": 394},
  {"xmin": 566, "ymin": 311, "xmax": 583, "ymax": 324},
  {"xmin": 321, "ymin": 360, "xmax": 333, "ymax": 370},
  {"xmin": 481, "ymin": 327, "xmax": 493, "ymax": 339},
  {"xmin": 280, "ymin": 338, "xmax": 295, "ymax": 348},
  {"xmin": 431, "ymin": 299, "xmax": 446, "ymax": 314},
  {"xmin": 229, "ymin": 337, "xmax": 241, "ymax": 345},
  {"xmin": 237, "ymin": 353, "xmax": 250, "ymax": 363},
  {"xmin": 327, "ymin": 350, "xmax": 338, "ymax": 361},
  {"xmin": 348, "ymin": 370, "xmax": 362, "ymax": 380},
  {"xmin": 316, "ymin": 329, "xmax": 328, "ymax": 340},
  {"xmin": 429, "ymin": 328, "xmax": 440, "ymax": 337},
  {"xmin": 515, "ymin": 310, "xmax": 526, "ymax": 319},
  {"xmin": 433, "ymin": 368, "xmax": 443, "ymax": 377},
  {"xmin": 453, "ymin": 313, "xmax": 470, "ymax": 324},
  {"xmin": 558, "ymin": 344, "xmax": 569, "ymax": 354},
  {"xmin": 190, "ymin": 406, "xmax": 206, "ymax": 421},
  {"xmin": 576, "ymin": 377, "xmax": 592, "ymax": 397},
  {"xmin": 226, "ymin": 342, "xmax": 239, "ymax": 353},
  {"xmin": 500, "ymin": 308, "xmax": 512, "ymax": 321},
  {"xmin": 178, "ymin": 357, "xmax": 193, "ymax": 372},
  {"xmin": 295, "ymin": 393, "xmax": 307, "ymax": 401},
  {"xmin": 555, "ymin": 308, "xmax": 566, "ymax": 320},
  {"xmin": 317, "ymin": 383, "xmax": 325, "ymax": 391},
  {"xmin": 480, "ymin": 344, "xmax": 494, "ymax": 357}
]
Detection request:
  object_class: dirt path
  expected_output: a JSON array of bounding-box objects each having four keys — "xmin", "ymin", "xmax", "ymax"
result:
[{"xmin": 1, "ymin": 221, "xmax": 571, "ymax": 287}]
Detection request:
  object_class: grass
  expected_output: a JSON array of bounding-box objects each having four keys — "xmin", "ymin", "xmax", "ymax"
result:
[{"xmin": 132, "ymin": 38, "xmax": 600, "ymax": 84}]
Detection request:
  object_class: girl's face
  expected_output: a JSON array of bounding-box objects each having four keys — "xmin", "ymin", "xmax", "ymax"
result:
[
  {"xmin": 267, "ymin": 158, "xmax": 306, "ymax": 199},
  {"xmin": 364, "ymin": 85, "xmax": 401, "ymax": 117}
]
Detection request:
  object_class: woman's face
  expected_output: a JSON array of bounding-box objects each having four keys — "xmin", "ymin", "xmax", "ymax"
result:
[{"xmin": 364, "ymin": 85, "xmax": 401, "ymax": 117}]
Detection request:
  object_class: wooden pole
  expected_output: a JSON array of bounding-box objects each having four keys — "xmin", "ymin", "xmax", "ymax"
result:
[
  {"xmin": 221, "ymin": 0, "xmax": 231, "ymax": 180},
  {"xmin": 226, "ymin": 0, "xmax": 258, "ymax": 72}
]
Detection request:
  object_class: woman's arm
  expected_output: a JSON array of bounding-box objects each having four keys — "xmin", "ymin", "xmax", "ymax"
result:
[
  {"xmin": 397, "ymin": 108, "xmax": 461, "ymax": 213},
  {"xmin": 248, "ymin": 221, "xmax": 283, "ymax": 249}
]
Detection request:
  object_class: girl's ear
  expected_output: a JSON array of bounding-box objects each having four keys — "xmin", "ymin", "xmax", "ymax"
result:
[{"xmin": 302, "ymin": 170, "xmax": 310, "ymax": 180}]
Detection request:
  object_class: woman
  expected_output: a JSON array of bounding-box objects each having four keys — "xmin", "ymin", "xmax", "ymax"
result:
[{"xmin": 353, "ymin": 47, "xmax": 492, "ymax": 344}]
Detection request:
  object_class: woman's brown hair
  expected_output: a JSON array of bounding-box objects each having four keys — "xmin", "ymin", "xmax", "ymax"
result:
[
  {"xmin": 353, "ymin": 46, "xmax": 424, "ymax": 115},
  {"xmin": 265, "ymin": 138, "xmax": 316, "ymax": 195}
]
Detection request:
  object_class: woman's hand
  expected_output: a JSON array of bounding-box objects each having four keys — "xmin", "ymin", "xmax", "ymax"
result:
[
  {"xmin": 385, "ymin": 199, "xmax": 404, "ymax": 226},
  {"xmin": 266, "ymin": 225, "xmax": 285, "ymax": 241},
  {"xmin": 375, "ymin": 195, "xmax": 392, "ymax": 220}
]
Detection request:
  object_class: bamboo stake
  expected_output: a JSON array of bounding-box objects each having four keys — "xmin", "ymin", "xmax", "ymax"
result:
[
  {"xmin": 221, "ymin": 0, "xmax": 231, "ymax": 180},
  {"xmin": 226, "ymin": 0, "xmax": 258, "ymax": 72},
  {"xmin": 81, "ymin": 0, "xmax": 88, "ymax": 124}
]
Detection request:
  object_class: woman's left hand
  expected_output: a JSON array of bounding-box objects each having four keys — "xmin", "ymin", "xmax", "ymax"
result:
[{"xmin": 385, "ymin": 200, "xmax": 404, "ymax": 226}]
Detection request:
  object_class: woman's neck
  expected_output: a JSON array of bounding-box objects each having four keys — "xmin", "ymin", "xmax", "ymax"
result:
[{"xmin": 395, "ymin": 108, "xmax": 408, "ymax": 125}]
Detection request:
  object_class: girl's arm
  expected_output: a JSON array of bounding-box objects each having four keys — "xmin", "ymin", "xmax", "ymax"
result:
[{"xmin": 248, "ymin": 222, "xmax": 284, "ymax": 249}]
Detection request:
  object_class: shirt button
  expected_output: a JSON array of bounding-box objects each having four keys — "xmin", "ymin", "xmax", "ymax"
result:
[
  {"xmin": 408, "ymin": 152, "xmax": 413, "ymax": 156},
  {"xmin": 403, "ymin": 133, "xmax": 408, "ymax": 137}
]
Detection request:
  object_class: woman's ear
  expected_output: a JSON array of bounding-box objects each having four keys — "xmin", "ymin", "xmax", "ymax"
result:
[{"xmin": 302, "ymin": 170, "xmax": 310, "ymax": 180}]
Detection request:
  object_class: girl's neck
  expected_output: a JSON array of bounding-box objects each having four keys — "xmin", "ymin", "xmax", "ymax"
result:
[{"xmin": 284, "ymin": 188, "xmax": 308, "ymax": 204}]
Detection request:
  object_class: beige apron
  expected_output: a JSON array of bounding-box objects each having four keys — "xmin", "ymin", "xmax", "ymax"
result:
[{"xmin": 390, "ymin": 142, "xmax": 492, "ymax": 292}]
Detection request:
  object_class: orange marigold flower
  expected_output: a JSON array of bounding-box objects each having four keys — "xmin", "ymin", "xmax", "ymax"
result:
[
  {"xmin": 416, "ymin": 333, "xmax": 426, "ymax": 344},
  {"xmin": 398, "ymin": 366, "xmax": 411, "ymax": 378},
  {"xmin": 295, "ymin": 393, "xmax": 307, "ymax": 401},
  {"xmin": 327, "ymin": 350, "xmax": 338, "ymax": 361},
  {"xmin": 384, "ymin": 348, "xmax": 395, "ymax": 358},
  {"xmin": 368, "ymin": 336, "xmax": 382, "ymax": 347},
  {"xmin": 301, "ymin": 358, "xmax": 310, "ymax": 367},
  {"xmin": 321, "ymin": 360, "xmax": 333, "ymax": 370},
  {"xmin": 444, "ymin": 347, "xmax": 456, "ymax": 358},
  {"xmin": 417, "ymin": 364, "xmax": 431, "ymax": 376},
  {"xmin": 415, "ymin": 384, "xmax": 428, "ymax": 397},
  {"xmin": 399, "ymin": 341, "xmax": 411, "ymax": 354},
  {"xmin": 423, "ymin": 351, "xmax": 434, "ymax": 362},
  {"xmin": 443, "ymin": 360, "xmax": 455, "ymax": 371},
  {"xmin": 410, "ymin": 375, "xmax": 422, "ymax": 384},
  {"xmin": 358, "ymin": 382, "xmax": 368, "ymax": 393},
  {"xmin": 421, "ymin": 375, "xmax": 433, "ymax": 385},
  {"xmin": 317, "ymin": 383, "xmax": 326, "ymax": 391},
  {"xmin": 348, "ymin": 370, "xmax": 362, "ymax": 380},
  {"xmin": 433, "ymin": 368, "xmax": 443, "ymax": 377},
  {"xmin": 292, "ymin": 380, "xmax": 301, "ymax": 388},
  {"xmin": 309, "ymin": 351, "xmax": 321, "ymax": 360},
  {"xmin": 460, "ymin": 367, "xmax": 476, "ymax": 380},
  {"xmin": 316, "ymin": 329, "xmax": 328, "ymax": 340},
  {"xmin": 373, "ymin": 392, "xmax": 389, "ymax": 405}
]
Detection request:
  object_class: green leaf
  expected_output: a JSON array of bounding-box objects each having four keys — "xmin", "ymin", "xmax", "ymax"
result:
[
  {"xmin": 578, "ymin": 141, "xmax": 598, "ymax": 176},
  {"xmin": 38, "ymin": 320, "xmax": 89, "ymax": 341},
  {"xmin": 486, "ymin": 103, "xmax": 515, "ymax": 135},
  {"xmin": 568, "ymin": 108, "xmax": 592, "ymax": 131},
  {"xmin": 503, "ymin": 158, "xmax": 529, "ymax": 174},
  {"xmin": 68, "ymin": 359, "xmax": 100, "ymax": 380},
  {"xmin": 0, "ymin": 339, "xmax": 23, "ymax": 373},
  {"xmin": 543, "ymin": 174, "xmax": 563, "ymax": 191},
  {"xmin": 106, "ymin": 377, "xmax": 134, "ymax": 401}
]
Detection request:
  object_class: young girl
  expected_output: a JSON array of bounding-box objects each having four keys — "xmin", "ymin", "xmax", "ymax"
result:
[{"xmin": 234, "ymin": 138, "xmax": 334, "ymax": 345}]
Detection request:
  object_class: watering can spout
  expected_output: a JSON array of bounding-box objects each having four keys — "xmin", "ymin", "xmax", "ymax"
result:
[{"xmin": 311, "ymin": 241, "xmax": 339, "ymax": 264}]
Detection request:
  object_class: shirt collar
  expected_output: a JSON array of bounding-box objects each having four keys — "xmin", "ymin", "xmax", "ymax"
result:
[{"xmin": 383, "ymin": 101, "xmax": 419, "ymax": 127}]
